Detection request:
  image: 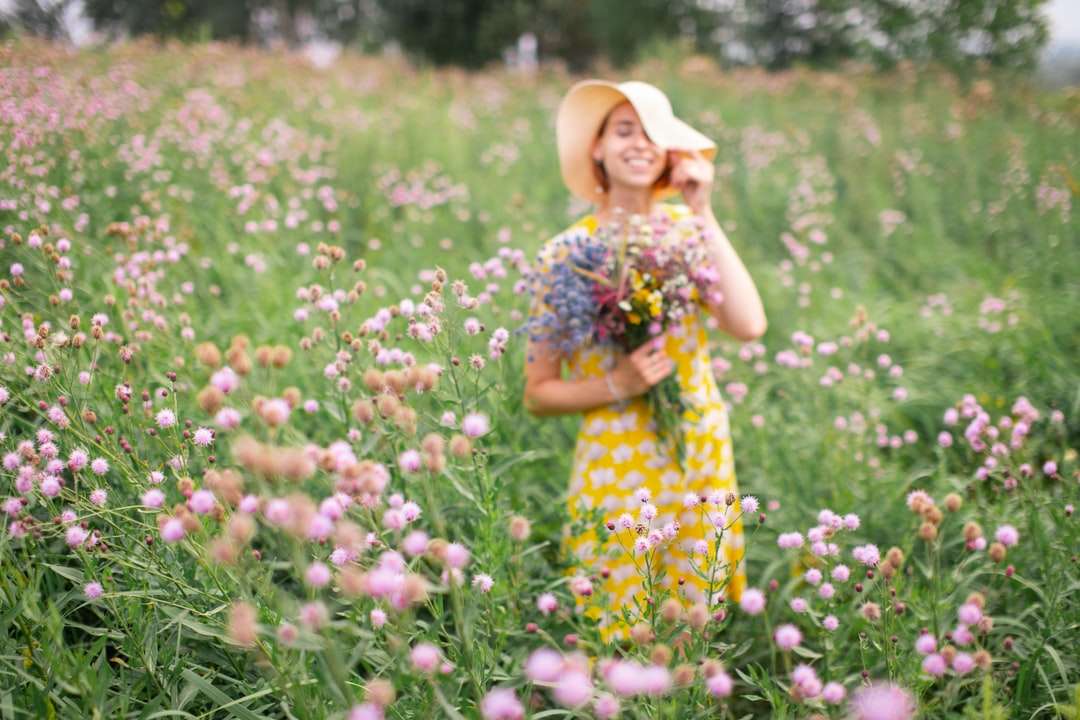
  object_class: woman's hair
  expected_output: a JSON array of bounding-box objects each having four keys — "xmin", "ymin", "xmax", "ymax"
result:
[{"xmin": 592, "ymin": 106, "xmax": 673, "ymax": 196}]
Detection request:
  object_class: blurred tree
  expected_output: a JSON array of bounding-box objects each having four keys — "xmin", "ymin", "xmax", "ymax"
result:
[
  {"xmin": 4, "ymin": 0, "xmax": 74, "ymax": 41},
  {"xmin": 862, "ymin": 0, "xmax": 1051, "ymax": 71},
  {"xmin": 83, "ymin": 0, "xmax": 257, "ymax": 41}
]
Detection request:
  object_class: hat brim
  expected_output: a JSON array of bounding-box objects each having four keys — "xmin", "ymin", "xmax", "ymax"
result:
[{"xmin": 556, "ymin": 80, "xmax": 716, "ymax": 205}]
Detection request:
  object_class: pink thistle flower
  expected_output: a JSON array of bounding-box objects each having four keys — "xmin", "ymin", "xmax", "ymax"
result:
[
  {"xmin": 83, "ymin": 581, "xmax": 103, "ymax": 600},
  {"xmin": 472, "ymin": 573, "xmax": 494, "ymax": 593},
  {"xmin": 823, "ymin": 615, "xmax": 839, "ymax": 631},
  {"xmin": 462, "ymin": 412, "xmax": 490, "ymax": 438},
  {"xmin": 89, "ymin": 489, "xmax": 107, "ymax": 507},
  {"xmin": 849, "ymin": 682, "xmax": 916, "ymax": 720},
  {"xmin": 347, "ymin": 704, "xmax": 383, "ymax": 720},
  {"xmin": 777, "ymin": 532, "xmax": 804, "ymax": 549},
  {"xmin": 914, "ymin": 632, "xmax": 937, "ymax": 655},
  {"xmin": 994, "ymin": 524, "xmax": 1019, "ymax": 546},
  {"xmin": 740, "ymin": 495, "xmax": 759, "ymax": 514},
  {"xmin": 953, "ymin": 624, "xmax": 974, "ymax": 646},
  {"xmin": 952, "ymin": 652, "xmax": 975, "ymax": 674},
  {"xmin": 410, "ymin": 642, "xmax": 441, "ymax": 673},
  {"xmin": 818, "ymin": 583, "xmax": 835, "ymax": 599},
  {"xmin": 822, "ymin": 682, "xmax": 845, "ymax": 704},
  {"xmin": 480, "ymin": 687, "xmax": 524, "ymax": 720},
  {"xmin": 192, "ymin": 427, "xmax": 214, "ymax": 446},
  {"xmin": 369, "ymin": 608, "xmax": 387, "ymax": 628},
  {"xmin": 1043, "ymin": 460, "xmax": 1057, "ymax": 476},
  {"xmin": 594, "ymin": 693, "xmax": 620, "ymax": 719},
  {"xmin": 402, "ymin": 530, "xmax": 429, "ymax": 556},
  {"xmin": 188, "ymin": 489, "xmax": 215, "ymax": 515},
  {"xmin": 537, "ymin": 592, "xmax": 558, "ymax": 616},
  {"xmin": 803, "ymin": 568, "xmax": 822, "ymax": 585},
  {"xmin": 160, "ymin": 518, "xmax": 186, "ymax": 543},
  {"xmin": 444, "ymin": 542, "xmax": 470, "ymax": 569},
  {"xmin": 90, "ymin": 458, "xmax": 109, "ymax": 476},
  {"xmin": 525, "ymin": 648, "xmax": 563, "ymax": 683},
  {"xmin": 790, "ymin": 597, "xmax": 808, "ymax": 613},
  {"xmin": 155, "ymin": 409, "xmax": 176, "ymax": 428},
  {"xmin": 774, "ymin": 623, "xmax": 802, "ymax": 650},
  {"xmin": 65, "ymin": 525, "xmax": 88, "ymax": 547},
  {"xmin": 957, "ymin": 603, "xmax": 982, "ymax": 625},
  {"xmin": 397, "ymin": 450, "xmax": 421, "ymax": 474},
  {"xmin": 706, "ymin": 669, "xmax": 734, "ymax": 697},
  {"xmin": 922, "ymin": 653, "xmax": 947, "ymax": 677},
  {"xmin": 299, "ymin": 601, "xmax": 328, "ymax": 630},
  {"xmin": 553, "ymin": 670, "xmax": 592, "ymax": 708},
  {"xmin": 305, "ymin": 562, "xmax": 332, "ymax": 588},
  {"xmin": 739, "ymin": 588, "xmax": 766, "ymax": 615}
]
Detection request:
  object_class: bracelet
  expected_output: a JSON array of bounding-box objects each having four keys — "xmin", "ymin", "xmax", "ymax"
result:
[{"xmin": 604, "ymin": 373, "xmax": 624, "ymax": 403}]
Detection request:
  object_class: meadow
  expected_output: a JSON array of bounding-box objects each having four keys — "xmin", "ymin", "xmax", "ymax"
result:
[{"xmin": 0, "ymin": 37, "xmax": 1077, "ymax": 719}]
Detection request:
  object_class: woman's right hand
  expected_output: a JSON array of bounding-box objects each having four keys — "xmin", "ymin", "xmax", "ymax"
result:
[{"xmin": 611, "ymin": 336, "xmax": 675, "ymax": 397}]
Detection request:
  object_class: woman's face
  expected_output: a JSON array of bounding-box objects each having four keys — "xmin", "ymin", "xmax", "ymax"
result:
[{"xmin": 591, "ymin": 101, "xmax": 669, "ymax": 194}]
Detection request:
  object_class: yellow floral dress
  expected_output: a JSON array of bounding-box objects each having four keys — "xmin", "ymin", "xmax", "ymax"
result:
[{"xmin": 529, "ymin": 202, "xmax": 747, "ymax": 643}]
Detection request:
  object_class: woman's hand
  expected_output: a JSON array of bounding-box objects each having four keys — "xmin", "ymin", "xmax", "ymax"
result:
[
  {"xmin": 669, "ymin": 149, "xmax": 715, "ymax": 218},
  {"xmin": 611, "ymin": 336, "xmax": 675, "ymax": 397}
]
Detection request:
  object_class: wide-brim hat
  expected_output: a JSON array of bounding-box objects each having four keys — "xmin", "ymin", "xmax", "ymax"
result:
[{"xmin": 556, "ymin": 79, "xmax": 716, "ymax": 205}]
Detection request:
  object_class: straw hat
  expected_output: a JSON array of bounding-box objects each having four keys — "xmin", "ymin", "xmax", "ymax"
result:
[{"xmin": 556, "ymin": 79, "xmax": 716, "ymax": 205}]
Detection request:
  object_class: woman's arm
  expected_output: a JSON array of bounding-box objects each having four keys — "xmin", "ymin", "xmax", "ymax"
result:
[
  {"xmin": 523, "ymin": 337, "xmax": 675, "ymax": 417},
  {"xmin": 698, "ymin": 209, "xmax": 767, "ymax": 342}
]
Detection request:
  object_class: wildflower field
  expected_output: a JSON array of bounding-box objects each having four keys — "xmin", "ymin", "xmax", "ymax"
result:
[{"xmin": 0, "ymin": 38, "xmax": 1078, "ymax": 720}]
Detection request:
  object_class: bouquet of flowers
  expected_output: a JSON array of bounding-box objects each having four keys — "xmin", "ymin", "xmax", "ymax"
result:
[{"xmin": 525, "ymin": 208, "xmax": 724, "ymax": 467}]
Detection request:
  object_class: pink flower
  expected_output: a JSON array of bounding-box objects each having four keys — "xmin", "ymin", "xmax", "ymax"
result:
[
  {"xmin": 537, "ymin": 592, "xmax": 558, "ymax": 616},
  {"xmin": 299, "ymin": 601, "xmax": 328, "ymax": 630},
  {"xmin": 957, "ymin": 603, "xmax": 982, "ymax": 626},
  {"xmin": 823, "ymin": 615, "xmax": 839, "ymax": 631},
  {"xmin": 189, "ymin": 490, "xmax": 215, "ymax": 515},
  {"xmin": 818, "ymin": 583, "xmax": 835, "ymax": 600},
  {"xmin": 90, "ymin": 458, "xmax": 109, "ymax": 476},
  {"xmin": 160, "ymin": 518, "xmax": 186, "ymax": 543},
  {"xmin": 740, "ymin": 495, "xmax": 759, "ymax": 514},
  {"xmin": 192, "ymin": 427, "xmax": 214, "ymax": 446},
  {"xmin": 462, "ymin": 412, "xmax": 490, "ymax": 438},
  {"xmin": 849, "ymin": 682, "xmax": 916, "ymax": 720},
  {"xmin": 803, "ymin": 568, "xmax": 822, "ymax": 585},
  {"xmin": 790, "ymin": 597, "xmax": 808, "ymax": 613},
  {"xmin": 525, "ymin": 648, "xmax": 564, "ymax": 683},
  {"xmin": 739, "ymin": 588, "xmax": 766, "ymax": 615},
  {"xmin": 142, "ymin": 489, "xmax": 165, "ymax": 508},
  {"xmin": 347, "ymin": 703, "xmax": 383, "ymax": 720},
  {"xmin": 472, "ymin": 573, "xmax": 494, "ymax": 592},
  {"xmin": 553, "ymin": 670, "xmax": 592, "ymax": 708},
  {"xmin": 822, "ymin": 682, "xmax": 846, "ymax": 704},
  {"xmin": 411, "ymin": 642, "xmax": 441, "ymax": 673},
  {"xmin": 594, "ymin": 693, "xmax": 620, "ymax": 719},
  {"xmin": 952, "ymin": 652, "xmax": 975, "ymax": 674},
  {"xmin": 777, "ymin": 532, "xmax": 804, "ymax": 549},
  {"xmin": 706, "ymin": 670, "xmax": 734, "ymax": 697},
  {"xmin": 774, "ymin": 623, "xmax": 802, "ymax": 650},
  {"xmin": 402, "ymin": 530, "xmax": 429, "ymax": 556},
  {"xmin": 914, "ymin": 632, "xmax": 937, "ymax": 655},
  {"xmin": 369, "ymin": 608, "xmax": 387, "ymax": 628},
  {"xmin": 853, "ymin": 544, "xmax": 880, "ymax": 566},
  {"xmin": 444, "ymin": 542, "xmax": 470, "ymax": 569},
  {"xmin": 156, "ymin": 409, "xmax": 176, "ymax": 428},
  {"xmin": 65, "ymin": 525, "xmax": 88, "ymax": 547},
  {"xmin": 398, "ymin": 450, "xmax": 421, "ymax": 474},
  {"xmin": 83, "ymin": 581, "xmax": 103, "ymax": 600},
  {"xmin": 994, "ymin": 524, "xmax": 1019, "ymax": 547},
  {"xmin": 480, "ymin": 687, "xmax": 524, "ymax": 720},
  {"xmin": 922, "ymin": 653, "xmax": 947, "ymax": 677},
  {"xmin": 1043, "ymin": 460, "xmax": 1057, "ymax": 476},
  {"xmin": 305, "ymin": 562, "xmax": 332, "ymax": 588},
  {"xmin": 89, "ymin": 489, "xmax": 107, "ymax": 507}
]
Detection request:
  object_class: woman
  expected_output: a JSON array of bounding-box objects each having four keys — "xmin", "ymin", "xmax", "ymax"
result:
[{"xmin": 523, "ymin": 80, "xmax": 767, "ymax": 643}]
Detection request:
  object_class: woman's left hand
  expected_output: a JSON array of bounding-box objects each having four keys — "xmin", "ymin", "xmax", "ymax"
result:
[{"xmin": 669, "ymin": 149, "xmax": 715, "ymax": 218}]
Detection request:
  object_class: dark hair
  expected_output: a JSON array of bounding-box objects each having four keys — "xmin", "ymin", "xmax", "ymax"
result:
[{"xmin": 592, "ymin": 106, "xmax": 672, "ymax": 195}]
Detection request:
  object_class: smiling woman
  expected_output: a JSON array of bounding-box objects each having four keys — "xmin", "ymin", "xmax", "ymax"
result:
[{"xmin": 523, "ymin": 79, "xmax": 768, "ymax": 643}]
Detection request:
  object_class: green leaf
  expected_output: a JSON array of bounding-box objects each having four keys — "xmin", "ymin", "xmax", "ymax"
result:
[
  {"xmin": 179, "ymin": 669, "xmax": 269, "ymax": 720},
  {"xmin": 44, "ymin": 564, "xmax": 84, "ymax": 585}
]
